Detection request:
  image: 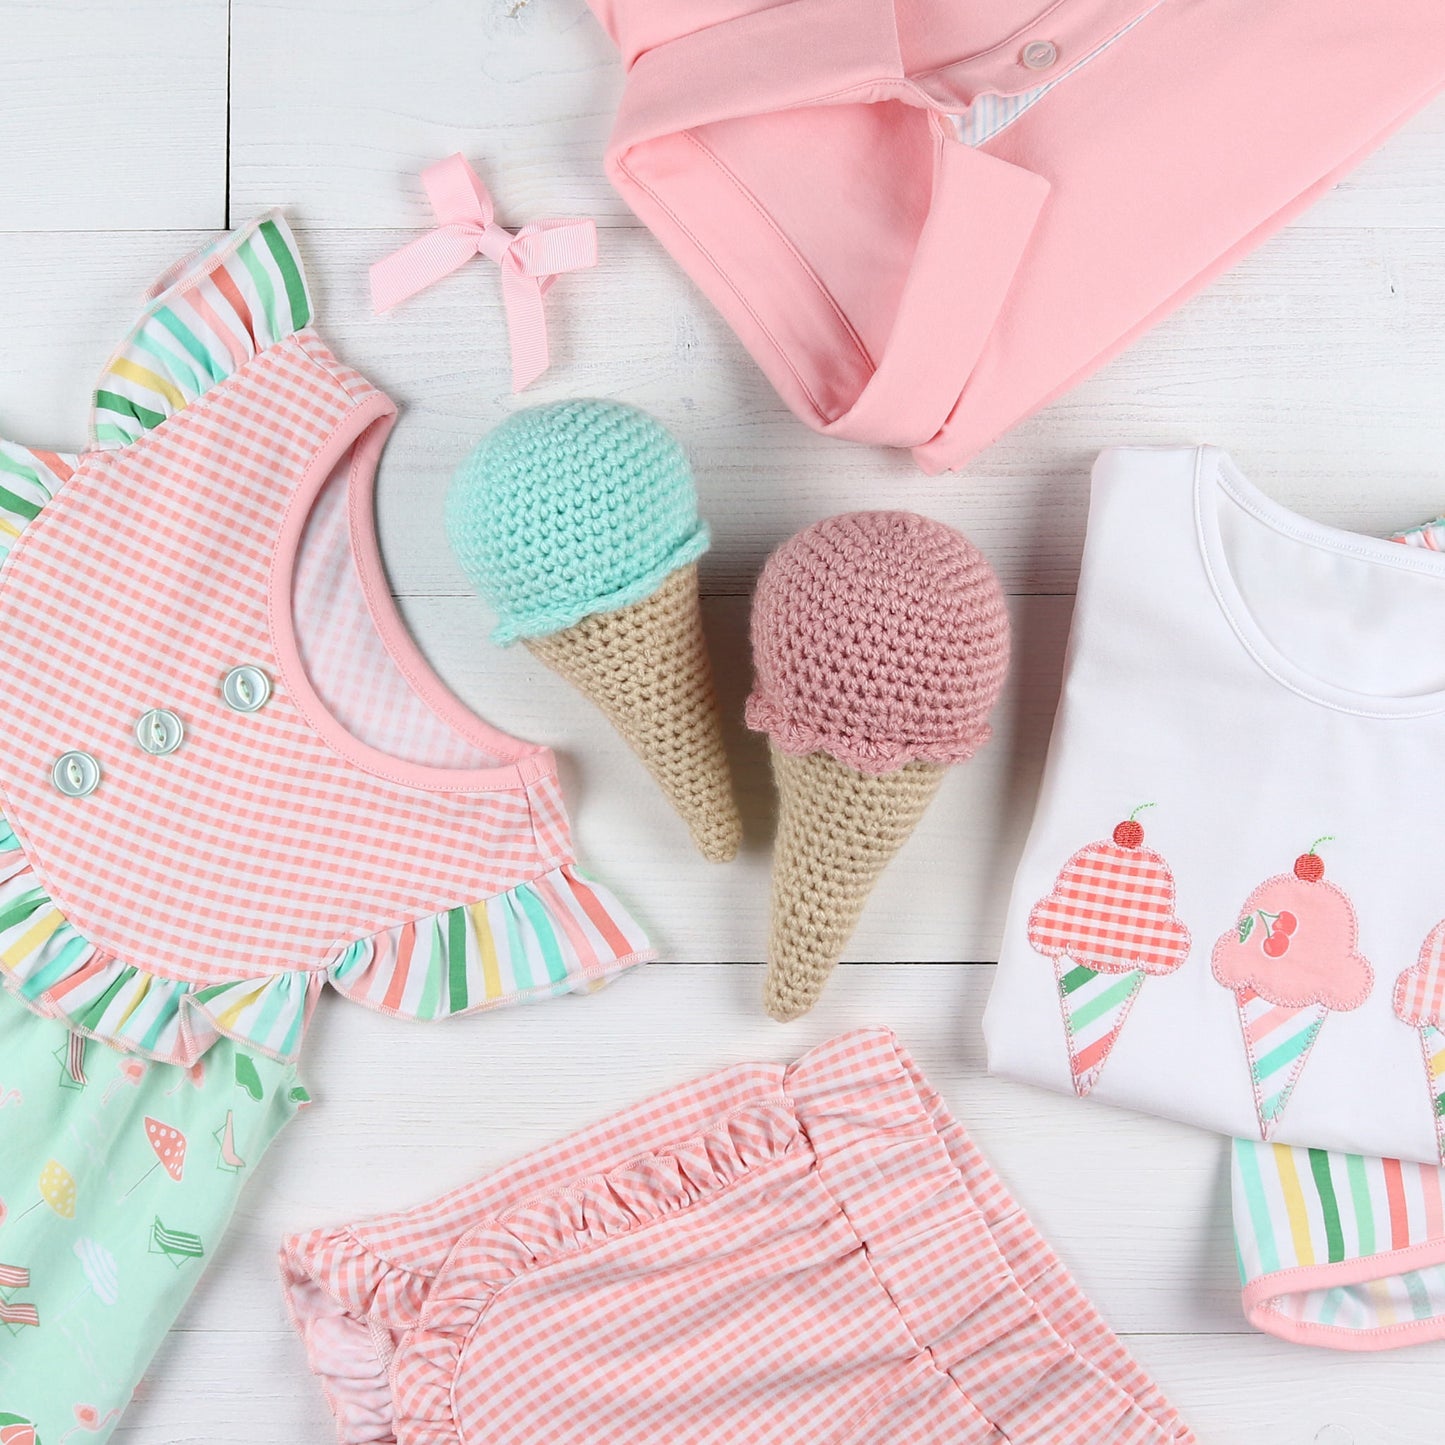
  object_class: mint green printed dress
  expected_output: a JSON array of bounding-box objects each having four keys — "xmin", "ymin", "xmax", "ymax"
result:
[{"xmin": 0, "ymin": 999, "xmax": 301, "ymax": 1442}]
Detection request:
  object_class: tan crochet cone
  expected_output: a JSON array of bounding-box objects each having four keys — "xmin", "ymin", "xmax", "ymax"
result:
[
  {"xmin": 525, "ymin": 564, "xmax": 742, "ymax": 863},
  {"xmin": 764, "ymin": 744, "xmax": 946, "ymax": 1021}
]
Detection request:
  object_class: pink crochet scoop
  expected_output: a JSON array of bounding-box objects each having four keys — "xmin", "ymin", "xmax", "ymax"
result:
[
  {"xmin": 746, "ymin": 512, "xmax": 1009, "ymax": 774},
  {"xmin": 0, "ymin": 215, "xmax": 651, "ymax": 1068}
]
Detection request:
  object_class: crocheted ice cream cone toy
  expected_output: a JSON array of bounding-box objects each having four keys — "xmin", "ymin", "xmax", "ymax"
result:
[
  {"xmin": 446, "ymin": 400, "xmax": 742, "ymax": 862},
  {"xmin": 747, "ymin": 512, "xmax": 1010, "ymax": 1020}
]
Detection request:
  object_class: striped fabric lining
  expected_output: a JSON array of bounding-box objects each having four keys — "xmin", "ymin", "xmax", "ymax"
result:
[
  {"xmin": 955, "ymin": 6, "xmax": 1162, "ymax": 148},
  {"xmin": 0, "ymin": 807, "xmax": 649, "ymax": 1066},
  {"xmin": 90, "ymin": 211, "xmax": 311, "ymax": 449},
  {"xmin": 1234, "ymin": 1139, "xmax": 1445, "ymax": 1347}
]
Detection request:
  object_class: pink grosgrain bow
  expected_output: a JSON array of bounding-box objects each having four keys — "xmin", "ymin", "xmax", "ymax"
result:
[{"xmin": 369, "ymin": 154, "xmax": 597, "ymax": 392}]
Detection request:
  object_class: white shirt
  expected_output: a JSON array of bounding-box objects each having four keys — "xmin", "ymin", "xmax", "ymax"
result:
[{"xmin": 985, "ymin": 445, "xmax": 1445, "ymax": 1163}]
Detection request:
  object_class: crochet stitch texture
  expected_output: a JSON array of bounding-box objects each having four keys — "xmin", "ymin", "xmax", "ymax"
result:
[
  {"xmin": 446, "ymin": 399, "xmax": 709, "ymax": 645},
  {"xmin": 745, "ymin": 511, "xmax": 1010, "ymax": 774}
]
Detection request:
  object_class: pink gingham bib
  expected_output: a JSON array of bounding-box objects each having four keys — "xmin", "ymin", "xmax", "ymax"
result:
[{"xmin": 0, "ymin": 214, "xmax": 651, "ymax": 1068}]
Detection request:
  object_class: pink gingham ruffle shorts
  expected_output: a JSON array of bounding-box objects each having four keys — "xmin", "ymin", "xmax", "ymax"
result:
[{"xmin": 281, "ymin": 1029, "xmax": 1193, "ymax": 1444}]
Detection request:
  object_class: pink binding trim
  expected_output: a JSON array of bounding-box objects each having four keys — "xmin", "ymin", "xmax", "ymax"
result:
[
  {"xmin": 1243, "ymin": 1237, "xmax": 1445, "ymax": 1351},
  {"xmin": 267, "ymin": 382, "xmax": 554, "ymax": 794}
]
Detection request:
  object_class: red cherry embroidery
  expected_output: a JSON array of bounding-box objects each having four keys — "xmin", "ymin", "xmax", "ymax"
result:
[
  {"xmin": 1112, "ymin": 804, "xmax": 1154, "ymax": 851},
  {"xmin": 1294, "ymin": 853, "xmax": 1325, "ymax": 883}
]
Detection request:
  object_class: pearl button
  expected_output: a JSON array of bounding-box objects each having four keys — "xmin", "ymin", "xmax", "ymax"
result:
[
  {"xmin": 135, "ymin": 708, "xmax": 185, "ymax": 756},
  {"xmin": 221, "ymin": 665, "xmax": 271, "ymax": 714},
  {"xmin": 1021, "ymin": 39, "xmax": 1058, "ymax": 69},
  {"xmin": 52, "ymin": 751, "xmax": 101, "ymax": 797}
]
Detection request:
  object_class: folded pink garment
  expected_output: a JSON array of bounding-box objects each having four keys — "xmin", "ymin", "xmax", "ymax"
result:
[{"xmin": 582, "ymin": 0, "xmax": 1445, "ymax": 472}]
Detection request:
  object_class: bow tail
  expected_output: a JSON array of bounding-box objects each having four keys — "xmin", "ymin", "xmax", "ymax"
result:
[
  {"xmin": 500, "ymin": 270, "xmax": 552, "ymax": 393},
  {"xmin": 370, "ymin": 226, "xmax": 485, "ymax": 314}
]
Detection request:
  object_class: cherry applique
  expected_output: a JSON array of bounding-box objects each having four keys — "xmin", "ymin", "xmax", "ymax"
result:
[{"xmin": 1211, "ymin": 835, "xmax": 1373, "ymax": 1139}]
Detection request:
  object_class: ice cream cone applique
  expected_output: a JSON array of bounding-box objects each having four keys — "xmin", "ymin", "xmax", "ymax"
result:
[
  {"xmin": 1393, "ymin": 922, "xmax": 1445, "ymax": 1163},
  {"xmin": 1212, "ymin": 840, "xmax": 1373, "ymax": 1140},
  {"xmin": 446, "ymin": 400, "xmax": 740, "ymax": 862},
  {"xmin": 1027, "ymin": 807, "xmax": 1192, "ymax": 1094},
  {"xmin": 745, "ymin": 512, "xmax": 1010, "ymax": 1021}
]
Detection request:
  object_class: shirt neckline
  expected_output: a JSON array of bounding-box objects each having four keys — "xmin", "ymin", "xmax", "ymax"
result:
[
  {"xmin": 1194, "ymin": 446, "xmax": 1445, "ymax": 720},
  {"xmin": 267, "ymin": 389, "xmax": 554, "ymax": 795}
]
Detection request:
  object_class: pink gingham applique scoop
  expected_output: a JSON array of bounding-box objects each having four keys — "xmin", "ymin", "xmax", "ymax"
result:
[{"xmin": 0, "ymin": 214, "xmax": 651, "ymax": 1067}]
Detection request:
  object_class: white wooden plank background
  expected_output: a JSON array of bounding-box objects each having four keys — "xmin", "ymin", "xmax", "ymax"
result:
[{"xmin": 3, "ymin": 2, "xmax": 1445, "ymax": 1439}]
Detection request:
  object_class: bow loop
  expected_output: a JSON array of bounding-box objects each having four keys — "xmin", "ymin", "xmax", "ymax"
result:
[
  {"xmin": 370, "ymin": 154, "xmax": 597, "ymax": 392},
  {"xmin": 422, "ymin": 154, "xmax": 496, "ymax": 229}
]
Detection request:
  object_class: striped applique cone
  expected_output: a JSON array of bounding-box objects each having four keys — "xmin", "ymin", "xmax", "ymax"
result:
[
  {"xmin": 1393, "ymin": 921, "xmax": 1445, "ymax": 1162},
  {"xmin": 1054, "ymin": 959, "xmax": 1147, "ymax": 1095},
  {"xmin": 1028, "ymin": 809, "xmax": 1191, "ymax": 1096},
  {"xmin": 1234, "ymin": 988, "xmax": 1328, "ymax": 1138},
  {"xmin": 1213, "ymin": 841, "xmax": 1373, "ymax": 1141}
]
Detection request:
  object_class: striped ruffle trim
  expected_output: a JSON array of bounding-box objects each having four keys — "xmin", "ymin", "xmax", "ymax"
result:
[
  {"xmin": 1393, "ymin": 517, "xmax": 1445, "ymax": 551},
  {"xmin": 0, "ymin": 441, "xmax": 75, "ymax": 567},
  {"xmin": 0, "ymin": 819, "xmax": 651, "ymax": 1066},
  {"xmin": 0, "ymin": 214, "xmax": 310, "ymax": 547},
  {"xmin": 1234, "ymin": 1139, "xmax": 1445, "ymax": 1349},
  {"xmin": 90, "ymin": 209, "xmax": 313, "ymax": 449},
  {"xmin": 328, "ymin": 866, "xmax": 653, "ymax": 1020}
]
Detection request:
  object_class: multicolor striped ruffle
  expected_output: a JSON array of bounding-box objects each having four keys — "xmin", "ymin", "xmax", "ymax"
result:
[
  {"xmin": 0, "ymin": 817, "xmax": 651, "ymax": 1066},
  {"xmin": 0, "ymin": 214, "xmax": 310, "ymax": 548},
  {"xmin": 0, "ymin": 442, "xmax": 75, "ymax": 568},
  {"xmin": 1392, "ymin": 517, "xmax": 1445, "ymax": 551},
  {"xmin": 329, "ymin": 865, "xmax": 652, "ymax": 1018},
  {"xmin": 90, "ymin": 210, "xmax": 312, "ymax": 449},
  {"xmin": 1234, "ymin": 1138, "xmax": 1445, "ymax": 1349}
]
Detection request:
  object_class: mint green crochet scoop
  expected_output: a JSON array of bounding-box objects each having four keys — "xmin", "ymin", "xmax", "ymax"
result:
[{"xmin": 446, "ymin": 400, "xmax": 709, "ymax": 645}]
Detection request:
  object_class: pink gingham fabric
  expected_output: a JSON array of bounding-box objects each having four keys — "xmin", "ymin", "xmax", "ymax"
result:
[
  {"xmin": 1028, "ymin": 840, "xmax": 1191, "ymax": 976},
  {"xmin": 281, "ymin": 1029, "xmax": 1194, "ymax": 1445},
  {"xmin": 1395, "ymin": 924, "xmax": 1445, "ymax": 1029},
  {"xmin": 0, "ymin": 225, "xmax": 631, "ymax": 989}
]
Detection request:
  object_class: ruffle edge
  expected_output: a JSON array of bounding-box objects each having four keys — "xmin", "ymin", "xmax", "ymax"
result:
[
  {"xmin": 745, "ymin": 692, "xmax": 990, "ymax": 774},
  {"xmin": 0, "ymin": 441, "xmax": 78, "ymax": 569},
  {"xmin": 0, "ymin": 816, "xmax": 652, "ymax": 1068},
  {"xmin": 391, "ymin": 1101, "xmax": 801, "ymax": 1444},
  {"xmin": 90, "ymin": 209, "xmax": 314, "ymax": 450}
]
